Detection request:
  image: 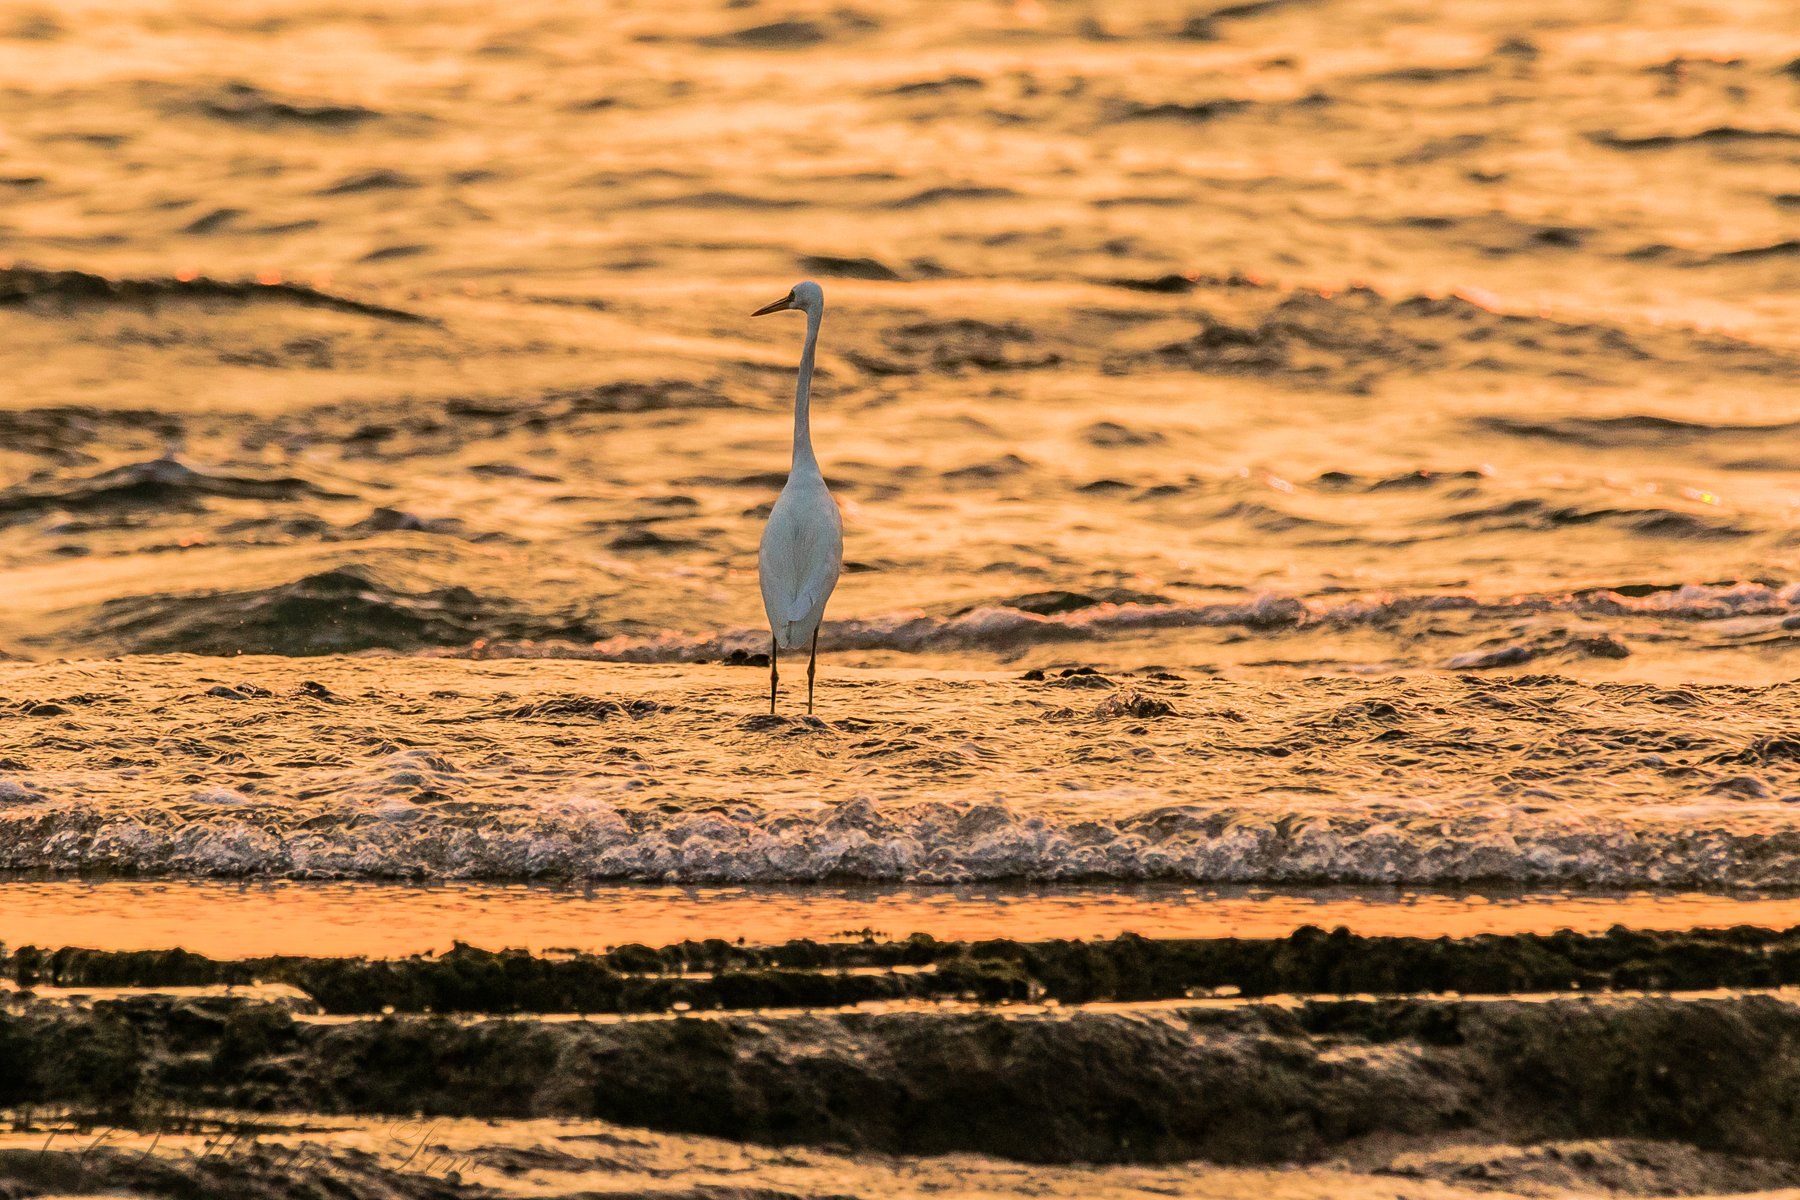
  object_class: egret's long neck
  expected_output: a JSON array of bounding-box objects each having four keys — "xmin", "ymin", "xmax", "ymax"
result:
[{"xmin": 791, "ymin": 305, "xmax": 822, "ymax": 476}]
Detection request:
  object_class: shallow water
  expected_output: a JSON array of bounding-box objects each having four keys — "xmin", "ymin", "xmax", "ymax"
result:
[
  {"xmin": 21, "ymin": 878, "xmax": 1800, "ymax": 957},
  {"xmin": 0, "ymin": 0, "xmax": 1792, "ymax": 683},
  {"xmin": 1, "ymin": 656, "xmax": 1797, "ymax": 887},
  {"xmin": 0, "ymin": 0, "xmax": 1795, "ymax": 881}
]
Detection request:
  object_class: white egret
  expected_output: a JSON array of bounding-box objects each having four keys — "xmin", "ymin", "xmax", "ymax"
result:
[{"xmin": 753, "ymin": 280, "xmax": 842, "ymax": 715}]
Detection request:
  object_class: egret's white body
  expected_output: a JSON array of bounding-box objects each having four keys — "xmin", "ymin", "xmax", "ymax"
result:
[
  {"xmin": 753, "ymin": 280, "xmax": 842, "ymax": 712},
  {"xmin": 760, "ymin": 472, "xmax": 841, "ymax": 651}
]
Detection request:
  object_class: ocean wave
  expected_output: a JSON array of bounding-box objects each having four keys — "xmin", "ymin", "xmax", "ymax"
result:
[
  {"xmin": 76, "ymin": 563, "xmax": 598, "ymax": 656},
  {"xmin": 811, "ymin": 281, "xmax": 1797, "ymax": 385},
  {"xmin": 33, "ymin": 553, "xmax": 1797, "ymax": 659},
  {"xmin": 1473, "ymin": 413, "xmax": 1800, "ymax": 447},
  {"xmin": 7, "ymin": 790, "xmax": 1800, "ymax": 887},
  {"xmin": 1589, "ymin": 125, "xmax": 1800, "ymax": 150},
  {"xmin": 1435, "ymin": 496, "xmax": 1755, "ymax": 539},
  {"xmin": 182, "ymin": 80, "xmax": 385, "ymax": 128},
  {"xmin": 0, "ymin": 264, "xmax": 431, "ymax": 323},
  {"xmin": 574, "ymin": 582, "xmax": 1800, "ymax": 662},
  {"xmin": 1122, "ymin": 284, "xmax": 1797, "ymax": 381},
  {"xmin": 0, "ymin": 455, "xmax": 341, "ymax": 525}
]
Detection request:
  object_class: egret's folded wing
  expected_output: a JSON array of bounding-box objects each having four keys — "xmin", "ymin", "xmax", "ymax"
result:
[
  {"xmin": 783, "ymin": 556, "xmax": 840, "ymax": 622},
  {"xmin": 781, "ymin": 522, "xmax": 842, "ymax": 621}
]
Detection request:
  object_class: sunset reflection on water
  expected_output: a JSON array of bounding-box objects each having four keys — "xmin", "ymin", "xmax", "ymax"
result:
[{"xmin": 11, "ymin": 879, "xmax": 1800, "ymax": 958}]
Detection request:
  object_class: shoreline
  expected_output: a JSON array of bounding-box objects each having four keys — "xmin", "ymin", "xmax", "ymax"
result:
[{"xmin": 3, "ymin": 658, "xmax": 1796, "ymax": 892}]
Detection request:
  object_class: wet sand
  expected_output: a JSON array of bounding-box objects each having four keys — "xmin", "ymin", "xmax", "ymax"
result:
[
  {"xmin": 10, "ymin": 1113, "xmax": 1792, "ymax": 1200},
  {"xmin": 13, "ymin": 975, "xmax": 1800, "ymax": 1190}
]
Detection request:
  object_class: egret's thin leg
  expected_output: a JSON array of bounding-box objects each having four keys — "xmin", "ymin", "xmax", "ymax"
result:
[
  {"xmin": 769, "ymin": 636, "xmax": 778, "ymax": 714},
  {"xmin": 807, "ymin": 629, "xmax": 818, "ymax": 715}
]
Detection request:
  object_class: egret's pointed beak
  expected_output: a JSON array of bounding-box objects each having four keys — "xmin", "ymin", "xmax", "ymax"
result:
[{"xmin": 752, "ymin": 293, "xmax": 793, "ymax": 316}]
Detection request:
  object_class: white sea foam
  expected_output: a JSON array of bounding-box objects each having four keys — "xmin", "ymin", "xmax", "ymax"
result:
[{"xmin": 8, "ymin": 793, "xmax": 1800, "ymax": 888}]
